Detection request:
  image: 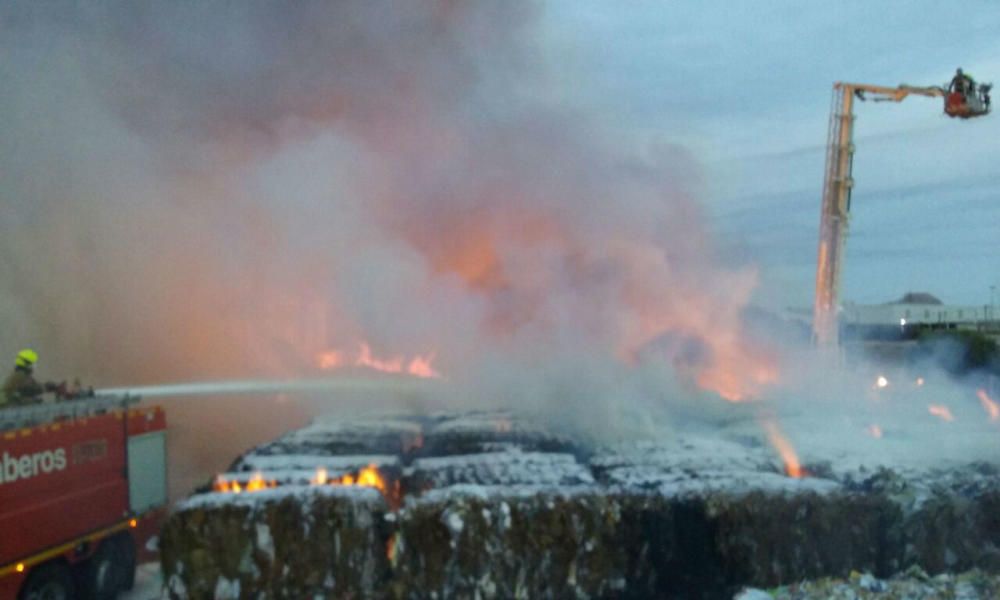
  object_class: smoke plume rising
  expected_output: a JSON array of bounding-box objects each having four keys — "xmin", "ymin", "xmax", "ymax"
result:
[
  {"xmin": 1, "ymin": 3, "xmax": 785, "ymax": 493},
  {"xmin": 1, "ymin": 2, "xmax": 769, "ymax": 395}
]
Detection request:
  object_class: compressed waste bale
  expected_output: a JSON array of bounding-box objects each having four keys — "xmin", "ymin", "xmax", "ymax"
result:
[
  {"xmin": 161, "ymin": 411, "xmax": 1000, "ymax": 598},
  {"xmin": 902, "ymin": 485, "xmax": 1000, "ymax": 573},
  {"xmin": 160, "ymin": 486, "xmax": 391, "ymax": 599},
  {"xmin": 708, "ymin": 490, "xmax": 901, "ymax": 587},
  {"xmin": 389, "ymin": 487, "xmax": 627, "ymax": 599}
]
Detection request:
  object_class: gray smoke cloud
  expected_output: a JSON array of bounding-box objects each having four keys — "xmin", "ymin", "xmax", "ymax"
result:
[
  {"xmin": 1, "ymin": 1, "xmax": 763, "ymax": 390},
  {"xmin": 1, "ymin": 2, "xmax": 782, "ymax": 494}
]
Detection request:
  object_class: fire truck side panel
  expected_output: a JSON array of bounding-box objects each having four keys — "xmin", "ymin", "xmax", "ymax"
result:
[
  {"xmin": 128, "ymin": 430, "xmax": 168, "ymax": 513},
  {"xmin": 0, "ymin": 413, "xmax": 129, "ymax": 566},
  {"xmin": 0, "ymin": 572, "xmax": 24, "ymax": 599},
  {"xmin": 126, "ymin": 406, "xmax": 166, "ymax": 436}
]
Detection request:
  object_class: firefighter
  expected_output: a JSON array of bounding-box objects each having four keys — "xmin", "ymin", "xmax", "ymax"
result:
[
  {"xmin": 950, "ymin": 68, "xmax": 975, "ymax": 96},
  {"xmin": 1, "ymin": 349, "xmax": 47, "ymax": 407}
]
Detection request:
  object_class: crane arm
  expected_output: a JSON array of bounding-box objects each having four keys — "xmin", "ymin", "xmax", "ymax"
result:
[{"xmin": 838, "ymin": 82, "xmax": 946, "ymax": 103}]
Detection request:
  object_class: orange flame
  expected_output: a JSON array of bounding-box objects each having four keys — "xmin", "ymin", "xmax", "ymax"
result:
[
  {"xmin": 313, "ymin": 467, "xmax": 329, "ymax": 485},
  {"xmin": 213, "ymin": 464, "xmax": 389, "ymax": 499},
  {"xmin": 697, "ymin": 360, "xmax": 779, "ymax": 403},
  {"xmin": 760, "ymin": 418, "xmax": 803, "ymax": 478},
  {"xmin": 355, "ymin": 342, "xmax": 403, "ymax": 373},
  {"xmin": 407, "ymin": 354, "xmax": 440, "ymax": 378},
  {"xmin": 977, "ymin": 389, "xmax": 999, "ymax": 422},
  {"xmin": 214, "ymin": 471, "xmax": 276, "ymax": 494},
  {"xmin": 316, "ymin": 343, "xmax": 441, "ymax": 378},
  {"xmin": 928, "ymin": 404, "xmax": 955, "ymax": 422},
  {"xmin": 317, "ymin": 351, "xmax": 343, "ymax": 370}
]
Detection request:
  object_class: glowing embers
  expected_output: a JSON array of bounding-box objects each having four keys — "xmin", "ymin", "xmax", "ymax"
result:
[
  {"xmin": 759, "ymin": 418, "xmax": 804, "ymax": 478},
  {"xmin": 928, "ymin": 404, "xmax": 955, "ymax": 422},
  {"xmin": 213, "ymin": 464, "xmax": 392, "ymax": 500},
  {"xmin": 977, "ymin": 389, "xmax": 999, "ymax": 422},
  {"xmin": 316, "ymin": 343, "xmax": 441, "ymax": 378}
]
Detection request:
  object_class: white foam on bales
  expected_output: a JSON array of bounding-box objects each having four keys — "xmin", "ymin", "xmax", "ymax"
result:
[
  {"xmin": 443, "ymin": 510, "xmax": 464, "ymax": 536},
  {"xmin": 255, "ymin": 523, "xmax": 275, "ymax": 561},
  {"xmin": 213, "ymin": 576, "xmax": 240, "ymax": 600},
  {"xmin": 279, "ymin": 416, "xmax": 421, "ymax": 444},
  {"xmin": 413, "ymin": 450, "xmax": 594, "ymax": 487},
  {"xmin": 414, "ymin": 484, "xmax": 598, "ymax": 505},
  {"xmin": 178, "ymin": 484, "xmax": 383, "ymax": 511}
]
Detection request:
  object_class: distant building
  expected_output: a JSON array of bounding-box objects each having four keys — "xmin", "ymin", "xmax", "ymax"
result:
[{"xmin": 842, "ymin": 292, "xmax": 998, "ymax": 339}]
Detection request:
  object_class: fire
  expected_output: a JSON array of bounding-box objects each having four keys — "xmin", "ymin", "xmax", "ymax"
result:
[
  {"xmin": 356, "ymin": 342, "xmax": 404, "ymax": 373},
  {"xmin": 351, "ymin": 464, "xmax": 388, "ymax": 495},
  {"xmin": 866, "ymin": 424, "xmax": 883, "ymax": 439},
  {"xmin": 977, "ymin": 389, "xmax": 999, "ymax": 421},
  {"xmin": 928, "ymin": 404, "xmax": 955, "ymax": 422},
  {"xmin": 760, "ymin": 418, "xmax": 804, "ymax": 478},
  {"xmin": 316, "ymin": 343, "xmax": 441, "ymax": 378},
  {"xmin": 697, "ymin": 360, "xmax": 779, "ymax": 403},
  {"xmin": 213, "ymin": 464, "xmax": 389, "ymax": 498},
  {"xmin": 317, "ymin": 351, "xmax": 343, "ymax": 370},
  {"xmin": 213, "ymin": 472, "xmax": 276, "ymax": 494},
  {"xmin": 406, "ymin": 354, "xmax": 440, "ymax": 379},
  {"xmin": 313, "ymin": 467, "xmax": 328, "ymax": 485}
]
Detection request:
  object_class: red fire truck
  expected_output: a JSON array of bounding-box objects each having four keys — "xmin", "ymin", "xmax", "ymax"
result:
[{"xmin": 0, "ymin": 396, "xmax": 166, "ymax": 600}]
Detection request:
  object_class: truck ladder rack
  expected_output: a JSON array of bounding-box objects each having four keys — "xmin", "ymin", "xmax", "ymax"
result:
[{"xmin": 0, "ymin": 395, "xmax": 139, "ymax": 432}]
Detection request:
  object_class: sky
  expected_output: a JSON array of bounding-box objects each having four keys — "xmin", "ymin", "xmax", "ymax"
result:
[{"xmin": 542, "ymin": 1, "xmax": 1000, "ymax": 308}]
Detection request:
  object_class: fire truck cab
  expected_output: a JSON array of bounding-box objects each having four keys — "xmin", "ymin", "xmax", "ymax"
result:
[{"xmin": 0, "ymin": 396, "xmax": 166, "ymax": 600}]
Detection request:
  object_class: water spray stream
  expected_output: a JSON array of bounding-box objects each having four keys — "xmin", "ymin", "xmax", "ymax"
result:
[{"xmin": 96, "ymin": 375, "xmax": 438, "ymax": 399}]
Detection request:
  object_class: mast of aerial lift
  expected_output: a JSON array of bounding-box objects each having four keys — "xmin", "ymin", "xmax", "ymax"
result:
[{"xmin": 811, "ymin": 82, "xmax": 948, "ymax": 347}]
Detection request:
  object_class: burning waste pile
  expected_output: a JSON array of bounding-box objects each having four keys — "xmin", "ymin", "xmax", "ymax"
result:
[
  {"xmin": 160, "ymin": 390, "xmax": 1000, "ymax": 599},
  {"xmin": 13, "ymin": 3, "xmax": 996, "ymax": 598}
]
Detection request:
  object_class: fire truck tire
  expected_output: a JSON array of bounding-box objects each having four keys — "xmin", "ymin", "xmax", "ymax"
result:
[
  {"xmin": 113, "ymin": 534, "xmax": 136, "ymax": 592},
  {"xmin": 77, "ymin": 542, "xmax": 122, "ymax": 600},
  {"xmin": 18, "ymin": 562, "xmax": 76, "ymax": 600}
]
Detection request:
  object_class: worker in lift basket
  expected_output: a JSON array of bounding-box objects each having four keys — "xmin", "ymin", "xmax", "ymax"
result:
[
  {"xmin": 0, "ymin": 349, "xmax": 57, "ymax": 407},
  {"xmin": 950, "ymin": 68, "xmax": 975, "ymax": 96}
]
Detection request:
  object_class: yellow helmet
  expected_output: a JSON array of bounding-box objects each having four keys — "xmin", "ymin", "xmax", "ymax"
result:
[{"xmin": 15, "ymin": 349, "xmax": 38, "ymax": 368}]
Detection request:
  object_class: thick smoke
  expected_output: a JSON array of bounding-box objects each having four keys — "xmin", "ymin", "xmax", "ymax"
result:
[
  {"xmin": 1, "ymin": 3, "xmax": 783, "ymax": 492},
  {"xmin": 1, "ymin": 2, "xmax": 768, "ymax": 395}
]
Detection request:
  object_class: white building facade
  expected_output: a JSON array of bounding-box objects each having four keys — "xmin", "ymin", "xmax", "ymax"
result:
[{"xmin": 841, "ymin": 293, "xmax": 998, "ymax": 331}]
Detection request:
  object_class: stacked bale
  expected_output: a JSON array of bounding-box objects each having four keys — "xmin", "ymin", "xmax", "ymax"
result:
[
  {"xmin": 160, "ymin": 412, "xmax": 1000, "ymax": 598},
  {"xmin": 161, "ymin": 487, "xmax": 390, "ymax": 599}
]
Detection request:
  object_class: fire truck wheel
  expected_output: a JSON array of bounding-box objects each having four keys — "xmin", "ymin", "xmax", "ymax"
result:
[
  {"xmin": 18, "ymin": 562, "xmax": 76, "ymax": 600},
  {"xmin": 113, "ymin": 534, "xmax": 136, "ymax": 591},
  {"xmin": 77, "ymin": 542, "xmax": 123, "ymax": 600}
]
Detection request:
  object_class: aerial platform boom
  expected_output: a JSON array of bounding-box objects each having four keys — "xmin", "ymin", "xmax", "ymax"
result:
[{"xmin": 812, "ymin": 80, "xmax": 988, "ymax": 347}]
